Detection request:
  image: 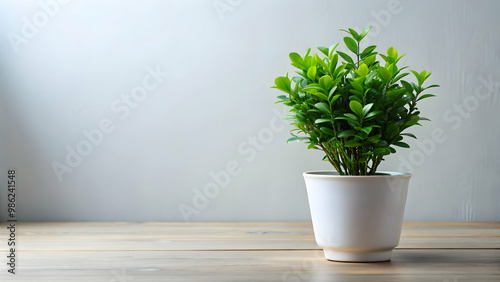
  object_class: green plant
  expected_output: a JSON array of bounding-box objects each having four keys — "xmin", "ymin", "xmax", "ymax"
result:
[{"xmin": 272, "ymin": 27, "xmax": 439, "ymax": 175}]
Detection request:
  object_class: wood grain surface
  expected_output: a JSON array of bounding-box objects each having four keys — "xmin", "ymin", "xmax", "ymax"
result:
[{"xmin": 0, "ymin": 222, "xmax": 498, "ymax": 281}]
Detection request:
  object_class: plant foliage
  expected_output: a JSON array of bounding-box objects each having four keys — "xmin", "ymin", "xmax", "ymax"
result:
[{"xmin": 272, "ymin": 27, "xmax": 439, "ymax": 175}]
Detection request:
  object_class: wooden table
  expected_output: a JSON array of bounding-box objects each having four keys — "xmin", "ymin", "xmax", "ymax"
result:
[{"xmin": 0, "ymin": 222, "xmax": 499, "ymax": 281}]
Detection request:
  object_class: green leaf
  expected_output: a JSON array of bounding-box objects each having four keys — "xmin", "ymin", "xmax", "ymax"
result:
[
  {"xmin": 340, "ymin": 28, "xmax": 359, "ymax": 40},
  {"xmin": 332, "ymin": 63, "xmax": 346, "ymax": 78},
  {"xmin": 287, "ymin": 137, "xmax": 309, "ymax": 143},
  {"xmin": 307, "ymin": 143, "xmax": 317, "ymax": 149},
  {"xmin": 319, "ymin": 75, "xmax": 333, "ymax": 90},
  {"xmin": 315, "ymin": 102, "xmax": 330, "ymax": 114},
  {"xmin": 350, "ymin": 79, "xmax": 363, "ymax": 93},
  {"xmin": 317, "ymin": 47, "xmax": 329, "ymax": 56},
  {"xmin": 354, "ymin": 63, "xmax": 369, "ymax": 77},
  {"xmin": 379, "ymin": 53, "xmax": 395, "ymax": 64},
  {"xmin": 343, "ymin": 37, "xmax": 358, "ymax": 54},
  {"xmin": 320, "ymin": 127, "xmax": 335, "ymax": 135},
  {"xmin": 302, "ymin": 84, "xmax": 323, "ymax": 92},
  {"xmin": 307, "ymin": 66, "xmax": 317, "ymax": 80},
  {"xmin": 365, "ymin": 70, "xmax": 377, "ymax": 83},
  {"xmin": 315, "ymin": 118, "xmax": 332, "ymax": 124},
  {"xmin": 410, "ymin": 70, "xmax": 424, "ymax": 86},
  {"xmin": 377, "ymin": 66, "xmax": 392, "ymax": 83},
  {"xmin": 310, "ymin": 92, "xmax": 328, "ymax": 100},
  {"xmin": 343, "ymin": 113, "xmax": 359, "ymax": 121},
  {"xmin": 364, "ymin": 110, "xmax": 382, "ymax": 120},
  {"xmin": 335, "ymin": 116, "xmax": 360, "ymax": 126},
  {"xmin": 378, "ymin": 140, "xmax": 388, "ymax": 146},
  {"xmin": 304, "ymin": 48, "xmax": 311, "ymax": 57},
  {"xmin": 374, "ymin": 147, "xmax": 391, "ymax": 155},
  {"xmin": 289, "ymin": 53, "xmax": 304, "ymax": 68},
  {"xmin": 315, "ymin": 54, "xmax": 329, "ymax": 71},
  {"xmin": 362, "ymin": 54, "xmax": 377, "ymax": 66},
  {"xmin": 348, "ymin": 28, "xmax": 360, "ymax": 40},
  {"xmin": 301, "ymin": 84, "xmax": 320, "ymax": 92},
  {"xmin": 401, "ymin": 133, "xmax": 417, "ymax": 139},
  {"xmin": 273, "ymin": 76, "xmax": 291, "ymax": 93},
  {"xmin": 393, "ymin": 141, "xmax": 410, "ymax": 148},
  {"xmin": 337, "ymin": 51, "xmax": 354, "ymax": 65},
  {"xmin": 401, "ymin": 80, "xmax": 413, "ymax": 93},
  {"xmin": 421, "ymin": 70, "xmax": 430, "ymax": 79},
  {"xmin": 307, "ymin": 109, "xmax": 321, "ymax": 114},
  {"xmin": 385, "ymin": 123, "xmax": 400, "ymax": 137},
  {"xmin": 386, "ymin": 63, "xmax": 395, "ymax": 75},
  {"xmin": 302, "ymin": 84, "xmax": 328, "ymax": 100},
  {"xmin": 349, "ymin": 89, "xmax": 363, "ymax": 96},
  {"xmin": 344, "ymin": 140, "xmax": 362, "ymax": 147},
  {"xmin": 424, "ymin": 84, "xmax": 440, "ymax": 90},
  {"xmin": 405, "ymin": 115, "xmax": 420, "ymax": 126},
  {"xmin": 395, "ymin": 54, "xmax": 407, "ymax": 64},
  {"xmin": 417, "ymin": 94, "xmax": 436, "ymax": 101},
  {"xmin": 387, "ymin": 47, "xmax": 398, "ymax": 59},
  {"xmin": 366, "ymin": 134, "xmax": 381, "ymax": 143},
  {"xmin": 361, "ymin": 45, "xmax": 377, "ymax": 58},
  {"xmin": 349, "ymin": 100, "xmax": 363, "ymax": 117},
  {"xmin": 328, "ymin": 43, "xmax": 340, "ymax": 57},
  {"xmin": 349, "ymin": 95, "xmax": 363, "ymax": 104},
  {"xmin": 329, "ymin": 53, "xmax": 339, "ymax": 75},
  {"xmin": 361, "ymin": 103, "xmax": 373, "ymax": 118},
  {"xmin": 358, "ymin": 26, "xmax": 372, "ymax": 41},
  {"xmin": 329, "ymin": 93, "xmax": 341, "ymax": 104},
  {"xmin": 387, "ymin": 88, "xmax": 406, "ymax": 99},
  {"xmin": 393, "ymin": 72, "xmax": 410, "ymax": 82},
  {"xmin": 303, "ymin": 56, "xmax": 316, "ymax": 69},
  {"xmin": 360, "ymin": 126, "xmax": 373, "ymax": 135},
  {"xmin": 332, "ymin": 76, "xmax": 341, "ymax": 86},
  {"xmin": 338, "ymin": 130, "xmax": 355, "ymax": 138},
  {"xmin": 328, "ymin": 86, "xmax": 338, "ymax": 98}
]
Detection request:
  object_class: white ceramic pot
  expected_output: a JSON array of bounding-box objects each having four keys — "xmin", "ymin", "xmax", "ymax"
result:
[{"xmin": 303, "ymin": 171, "xmax": 411, "ymax": 262}]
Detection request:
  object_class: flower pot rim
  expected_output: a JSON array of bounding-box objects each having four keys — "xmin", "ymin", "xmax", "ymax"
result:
[{"xmin": 303, "ymin": 170, "xmax": 411, "ymax": 178}]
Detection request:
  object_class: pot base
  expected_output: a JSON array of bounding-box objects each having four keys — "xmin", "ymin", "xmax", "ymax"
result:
[{"xmin": 323, "ymin": 249, "xmax": 393, "ymax": 262}]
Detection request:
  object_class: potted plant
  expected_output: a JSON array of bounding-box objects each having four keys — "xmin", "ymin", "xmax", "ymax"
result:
[{"xmin": 272, "ymin": 27, "xmax": 438, "ymax": 262}]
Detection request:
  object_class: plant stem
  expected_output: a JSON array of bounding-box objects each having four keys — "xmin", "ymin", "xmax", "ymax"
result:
[
  {"xmin": 320, "ymin": 143, "xmax": 344, "ymax": 175},
  {"xmin": 357, "ymin": 41, "xmax": 360, "ymax": 69}
]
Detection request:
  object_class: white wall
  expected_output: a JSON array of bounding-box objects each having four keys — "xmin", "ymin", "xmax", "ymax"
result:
[{"xmin": 0, "ymin": 0, "xmax": 499, "ymax": 222}]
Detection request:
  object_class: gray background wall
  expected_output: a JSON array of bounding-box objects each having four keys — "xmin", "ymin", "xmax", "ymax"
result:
[{"xmin": 0, "ymin": 0, "xmax": 499, "ymax": 222}]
